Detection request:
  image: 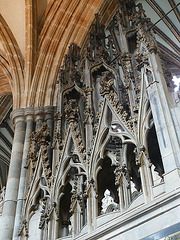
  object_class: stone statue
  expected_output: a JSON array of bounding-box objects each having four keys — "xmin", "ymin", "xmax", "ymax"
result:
[{"xmin": 101, "ymin": 189, "xmax": 117, "ymax": 214}]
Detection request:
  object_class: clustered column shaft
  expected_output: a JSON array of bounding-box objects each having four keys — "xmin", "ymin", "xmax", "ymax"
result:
[
  {"xmin": 12, "ymin": 108, "xmax": 34, "ymax": 240},
  {"xmin": 0, "ymin": 106, "xmax": 54, "ymax": 240},
  {"xmin": 0, "ymin": 109, "xmax": 26, "ymax": 240}
]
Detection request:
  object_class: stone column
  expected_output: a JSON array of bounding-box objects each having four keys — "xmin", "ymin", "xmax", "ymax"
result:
[
  {"xmin": 44, "ymin": 106, "xmax": 54, "ymax": 136},
  {"xmin": 123, "ymin": 180, "xmax": 131, "ymax": 208},
  {"xmin": 87, "ymin": 193, "xmax": 92, "ymax": 233},
  {"xmin": 61, "ymin": 221, "xmax": 69, "ymax": 237},
  {"xmin": 72, "ymin": 203, "xmax": 81, "ymax": 235},
  {"xmin": 0, "ymin": 109, "xmax": 26, "ymax": 240},
  {"xmin": 118, "ymin": 185, "xmax": 124, "ymax": 212},
  {"xmin": 87, "ymin": 185, "xmax": 97, "ymax": 233},
  {"xmin": 139, "ymin": 165, "xmax": 151, "ymax": 203},
  {"xmin": 137, "ymin": 152, "xmax": 153, "ymax": 203},
  {"xmin": 147, "ymin": 48, "xmax": 180, "ymax": 190},
  {"xmin": 12, "ymin": 107, "xmax": 34, "ymax": 240}
]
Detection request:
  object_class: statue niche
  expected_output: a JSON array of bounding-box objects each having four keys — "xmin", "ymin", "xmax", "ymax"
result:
[{"xmin": 97, "ymin": 157, "xmax": 119, "ymax": 216}]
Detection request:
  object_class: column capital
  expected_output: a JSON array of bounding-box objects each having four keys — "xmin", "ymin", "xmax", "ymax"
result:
[
  {"xmin": 44, "ymin": 106, "xmax": 54, "ymax": 121},
  {"xmin": 44, "ymin": 105, "xmax": 54, "ymax": 114},
  {"xmin": 148, "ymin": 45, "xmax": 157, "ymax": 54},
  {"xmin": 34, "ymin": 106, "xmax": 44, "ymax": 123},
  {"xmin": 10, "ymin": 108, "xmax": 25, "ymax": 126},
  {"xmin": 25, "ymin": 107, "xmax": 34, "ymax": 122},
  {"xmin": 34, "ymin": 106, "xmax": 44, "ymax": 116},
  {"xmin": 24, "ymin": 107, "xmax": 34, "ymax": 116}
]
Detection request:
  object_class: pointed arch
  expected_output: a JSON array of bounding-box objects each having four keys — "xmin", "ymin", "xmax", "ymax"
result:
[
  {"xmin": 27, "ymin": 0, "xmax": 117, "ymax": 107},
  {"xmin": 0, "ymin": 53, "xmax": 13, "ymax": 94},
  {"xmin": 0, "ymin": 14, "xmax": 24, "ymax": 108}
]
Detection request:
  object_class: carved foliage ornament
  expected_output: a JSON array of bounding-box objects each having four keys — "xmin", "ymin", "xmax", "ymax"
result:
[
  {"xmin": 64, "ymin": 99, "xmax": 79, "ymax": 123},
  {"xmin": 59, "ymin": 43, "xmax": 82, "ymax": 88},
  {"xmin": 86, "ymin": 14, "xmax": 110, "ymax": 64},
  {"xmin": 114, "ymin": 164, "xmax": 128, "ymax": 185}
]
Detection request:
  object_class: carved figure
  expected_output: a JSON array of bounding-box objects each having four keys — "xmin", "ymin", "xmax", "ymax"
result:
[{"xmin": 101, "ymin": 189, "xmax": 117, "ymax": 214}]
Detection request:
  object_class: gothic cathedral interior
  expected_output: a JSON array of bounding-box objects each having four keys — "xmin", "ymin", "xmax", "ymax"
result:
[{"xmin": 0, "ymin": 0, "xmax": 180, "ymax": 240}]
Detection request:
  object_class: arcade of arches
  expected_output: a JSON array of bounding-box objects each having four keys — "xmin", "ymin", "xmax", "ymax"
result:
[{"xmin": 0, "ymin": 0, "xmax": 180, "ymax": 240}]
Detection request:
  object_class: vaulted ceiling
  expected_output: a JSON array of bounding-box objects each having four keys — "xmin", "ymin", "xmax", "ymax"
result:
[{"xmin": 0, "ymin": 0, "xmax": 179, "ymax": 109}]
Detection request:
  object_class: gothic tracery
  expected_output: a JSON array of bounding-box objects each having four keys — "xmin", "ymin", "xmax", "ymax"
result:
[{"xmin": 0, "ymin": 1, "xmax": 180, "ymax": 240}]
